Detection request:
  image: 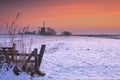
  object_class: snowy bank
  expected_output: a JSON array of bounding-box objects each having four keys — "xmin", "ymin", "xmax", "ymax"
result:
[{"xmin": 0, "ymin": 36, "xmax": 120, "ymax": 80}]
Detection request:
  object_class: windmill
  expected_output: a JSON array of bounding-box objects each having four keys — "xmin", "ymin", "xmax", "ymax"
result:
[{"xmin": 38, "ymin": 21, "xmax": 46, "ymax": 35}]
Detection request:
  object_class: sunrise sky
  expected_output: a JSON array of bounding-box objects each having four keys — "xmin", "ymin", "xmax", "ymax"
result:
[{"xmin": 0, "ymin": 0, "xmax": 120, "ymax": 34}]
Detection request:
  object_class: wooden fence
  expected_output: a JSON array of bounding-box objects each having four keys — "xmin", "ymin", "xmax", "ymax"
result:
[{"xmin": 0, "ymin": 43, "xmax": 46, "ymax": 76}]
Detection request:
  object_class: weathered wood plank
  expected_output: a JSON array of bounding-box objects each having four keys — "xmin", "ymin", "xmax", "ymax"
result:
[
  {"xmin": 16, "ymin": 53, "xmax": 31, "ymax": 56},
  {"xmin": 0, "ymin": 50, "xmax": 18, "ymax": 53},
  {"xmin": 22, "ymin": 50, "xmax": 35, "ymax": 71},
  {"xmin": 14, "ymin": 60, "xmax": 35, "ymax": 63},
  {"xmin": 0, "ymin": 51, "xmax": 39, "ymax": 56}
]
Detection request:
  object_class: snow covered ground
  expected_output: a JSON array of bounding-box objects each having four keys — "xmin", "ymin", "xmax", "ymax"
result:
[{"xmin": 0, "ymin": 36, "xmax": 120, "ymax": 80}]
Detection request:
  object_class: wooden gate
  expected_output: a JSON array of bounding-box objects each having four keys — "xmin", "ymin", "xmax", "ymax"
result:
[{"xmin": 0, "ymin": 43, "xmax": 46, "ymax": 76}]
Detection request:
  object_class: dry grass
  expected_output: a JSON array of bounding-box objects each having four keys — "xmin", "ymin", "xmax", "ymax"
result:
[{"xmin": 0, "ymin": 13, "xmax": 35, "ymax": 67}]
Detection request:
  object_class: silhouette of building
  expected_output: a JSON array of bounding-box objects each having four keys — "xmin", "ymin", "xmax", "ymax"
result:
[
  {"xmin": 61, "ymin": 31, "xmax": 72, "ymax": 36},
  {"xmin": 38, "ymin": 21, "xmax": 56, "ymax": 35},
  {"xmin": 39, "ymin": 27, "xmax": 46, "ymax": 35}
]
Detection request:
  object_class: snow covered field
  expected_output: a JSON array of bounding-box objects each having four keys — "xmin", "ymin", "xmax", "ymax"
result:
[{"xmin": 0, "ymin": 36, "xmax": 120, "ymax": 80}]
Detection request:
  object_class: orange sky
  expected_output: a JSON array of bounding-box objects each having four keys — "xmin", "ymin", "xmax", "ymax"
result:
[{"xmin": 0, "ymin": 0, "xmax": 120, "ymax": 34}]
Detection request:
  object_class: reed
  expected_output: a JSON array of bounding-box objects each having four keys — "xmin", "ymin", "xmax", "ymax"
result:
[{"xmin": 7, "ymin": 13, "xmax": 20, "ymax": 42}]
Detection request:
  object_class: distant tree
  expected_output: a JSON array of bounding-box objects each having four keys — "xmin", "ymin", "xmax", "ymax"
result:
[{"xmin": 61, "ymin": 31, "xmax": 72, "ymax": 36}]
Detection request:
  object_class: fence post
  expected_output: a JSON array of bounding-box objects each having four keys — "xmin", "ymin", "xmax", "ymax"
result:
[
  {"xmin": 34, "ymin": 48, "xmax": 38, "ymax": 71},
  {"xmin": 38, "ymin": 45, "xmax": 46, "ymax": 67},
  {"xmin": 11, "ymin": 43, "xmax": 16, "ymax": 62}
]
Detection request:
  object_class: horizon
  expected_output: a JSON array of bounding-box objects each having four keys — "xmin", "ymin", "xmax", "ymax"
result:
[{"xmin": 0, "ymin": 0, "xmax": 120, "ymax": 34}]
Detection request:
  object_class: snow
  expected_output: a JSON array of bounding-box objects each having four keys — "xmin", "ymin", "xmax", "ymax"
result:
[
  {"xmin": 0, "ymin": 63, "xmax": 31, "ymax": 80},
  {"xmin": 0, "ymin": 36, "xmax": 120, "ymax": 80}
]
